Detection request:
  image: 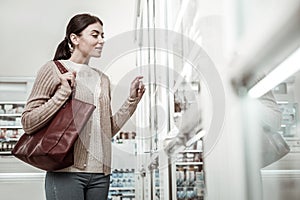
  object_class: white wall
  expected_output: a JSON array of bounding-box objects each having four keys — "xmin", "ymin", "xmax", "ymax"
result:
[{"xmin": 0, "ymin": 0, "xmax": 136, "ymax": 79}]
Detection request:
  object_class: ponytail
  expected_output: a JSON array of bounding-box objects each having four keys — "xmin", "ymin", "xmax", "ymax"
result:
[{"xmin": 53, "ymin": 37, "xmax": 71, "ymax": 61}]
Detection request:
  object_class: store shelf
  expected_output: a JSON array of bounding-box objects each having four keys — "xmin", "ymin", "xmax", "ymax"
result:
[
  {"xmin": 110, "ymin": 187, "xmax": 135, "ymax": 190},
  {"xmin": 0, "ymin": 102, "xmax": 26, "ymax": 104},
  {"xmin": 176, "ymin": 162, "xmax": 203, "ymax": 166},
  {"xmin": 177, "ymin": 186, "xmax": 203, "ymax": 189},
  {"xmin": 0, "ymin": 126, "xmax": 22, "ymax": 129},
  {"xmin": 0, "ymin": 114, "xmax": 22, "ymax": 117},
  {"xmin": 182, "ymin": 149, "xmax": 202, "ymax": 153},
  {"xmin": 0, "ymin": 138, "xmax": 19, "ymax": 141},
  {"xmin": 0, "ymin": 151, "xmax": 12, "ymax": 155}
]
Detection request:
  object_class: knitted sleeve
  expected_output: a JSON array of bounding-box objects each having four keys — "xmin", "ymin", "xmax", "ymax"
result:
[
  {"xmin": 21, "ymin": 61, "xmax": 72, "ymax": 134},
  {"xmin": 108, "ymin": 79, "xmax": 139, "ymax": 136}
]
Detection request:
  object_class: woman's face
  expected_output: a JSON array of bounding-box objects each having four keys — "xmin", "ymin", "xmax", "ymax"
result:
[{"xmin": 74, "ymin": 22, "xmax": 104, "ymax": 59}]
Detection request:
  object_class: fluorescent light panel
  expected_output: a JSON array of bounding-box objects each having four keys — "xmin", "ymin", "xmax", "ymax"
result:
[{"xmin": 248, "ymin": 47, "xmax": 300, "ymax": 98}]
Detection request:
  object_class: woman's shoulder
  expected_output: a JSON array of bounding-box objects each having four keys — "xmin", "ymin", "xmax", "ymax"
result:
[
  {"xmin": 38, "ymin": 60, "xmax": 57, "ymax": 74},
  {"xmin": 36, "ymin": 60, "xmax": 60, "ymax": 83}
]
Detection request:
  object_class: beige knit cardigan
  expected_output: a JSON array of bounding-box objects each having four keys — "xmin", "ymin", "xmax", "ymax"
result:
[{"xmin": 21, "ymin": 61, "xmax": 139, "ymax": 174}]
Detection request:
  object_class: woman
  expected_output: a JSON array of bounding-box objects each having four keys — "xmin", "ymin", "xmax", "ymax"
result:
[{"xmin": 21, "ymin": 13, "xmax": 145, "ymax": 200}]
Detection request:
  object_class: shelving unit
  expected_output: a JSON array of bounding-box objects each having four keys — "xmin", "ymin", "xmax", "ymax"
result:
[
  {"xmin": 175, "ymin": 143, "xmax": 205, "ymax": 200},
  {"xmin": 108, "ymin": 168, "xmax": 136, "ymax": 200},
  {"xmin": 0, "ymin": 102, "xmax": 26, "ymax": 154},
  {"xmin": 109, "ymin": 137, "xmax": 137, "ymax": 200},
  {"xmin": 176, "ymin": 162, "xmax": 203, "ymax": 166}
]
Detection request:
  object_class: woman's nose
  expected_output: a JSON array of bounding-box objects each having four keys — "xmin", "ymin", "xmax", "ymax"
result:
[{"xmin": 98, "ymin": 37, "xmax": 104, "ymax": 44}]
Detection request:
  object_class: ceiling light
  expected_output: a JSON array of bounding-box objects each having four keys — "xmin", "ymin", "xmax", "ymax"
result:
[{"xmin": 248, "ymin": 47, "xmax": 300, "ymax": 98}]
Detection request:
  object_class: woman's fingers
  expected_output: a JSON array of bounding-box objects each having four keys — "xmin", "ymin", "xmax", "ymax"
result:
[
  {"xmin": 59, "ymin": 71, "xmax": 76, "ymax": 87},
  {"xmin": 132, "ymin": 76, "xmax": 143, "ymax": 82},
  {"xmin": 130, "ymin": 76, "xmax": 145, "ymax": 98},
  {"xmin": 70, "ymin": 72, "xmax": 76, "ymax": 87},
  {"xmin": 138, "ymin": 81, "xmax": 145, "ymax": 95},
  {"xmin": 131, "ymin": 76, "xmax": 143, "ymax": 88}
]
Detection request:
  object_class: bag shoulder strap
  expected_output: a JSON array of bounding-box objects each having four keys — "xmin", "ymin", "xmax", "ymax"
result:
[
  {"xmin": 53, "ymin": 60, "xmax": 75, "ymax": 97},
  {"xmin": 54, "ymin": 60, "xmax": 68, "ymax": 74}
]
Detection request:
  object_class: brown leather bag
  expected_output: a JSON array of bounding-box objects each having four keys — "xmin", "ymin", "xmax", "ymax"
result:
[{"xmin": 12, "ymin": 61, "xmax": 96, "ymax": 171}]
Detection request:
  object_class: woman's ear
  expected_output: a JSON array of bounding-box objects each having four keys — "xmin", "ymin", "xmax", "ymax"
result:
[{"xmin": 70, "ymin": 33, "xmax": 79, "ymax": 46}]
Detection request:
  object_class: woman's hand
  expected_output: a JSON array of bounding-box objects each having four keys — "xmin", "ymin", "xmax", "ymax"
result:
[
  {"xmin": 130, "ymin": 76, "xmax": 145, "ymax": 100},
  {"xmin": 58, "ymin": 71, "xmax": 76, "ymax": 88}
]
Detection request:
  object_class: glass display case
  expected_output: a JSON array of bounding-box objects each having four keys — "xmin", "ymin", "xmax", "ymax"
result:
[{"xmin": 133, "ymin": 0, "xmax": 210, "ymax": 199}]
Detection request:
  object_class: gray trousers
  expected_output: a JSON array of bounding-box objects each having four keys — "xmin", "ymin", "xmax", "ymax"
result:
[{"xmin": 45, "ymin": 172, "xmax": 110, "ymax": 200}]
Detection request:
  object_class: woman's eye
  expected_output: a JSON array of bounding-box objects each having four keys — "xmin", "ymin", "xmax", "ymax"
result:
[{"xmin": 92, "ymin": 35, "xmax": 98, "ymax": 38}]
